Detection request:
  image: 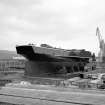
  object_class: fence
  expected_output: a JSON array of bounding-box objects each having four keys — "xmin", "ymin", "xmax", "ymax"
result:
[{"xmin": 0, "ymin": 59, "xmax": 25, "ymax": 72}]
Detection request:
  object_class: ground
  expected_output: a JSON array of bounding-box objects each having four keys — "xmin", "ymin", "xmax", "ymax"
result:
[{"xmin": 0, "ymin": 84, "xmax": 105, "ymax": 105}]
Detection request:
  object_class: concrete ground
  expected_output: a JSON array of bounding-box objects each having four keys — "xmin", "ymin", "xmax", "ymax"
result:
[{"xmin": 0, "ymin": 84, "xmax": 105, "ymax": 105}]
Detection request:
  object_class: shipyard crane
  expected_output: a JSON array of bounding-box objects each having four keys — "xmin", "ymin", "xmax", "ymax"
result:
[{"xmin": 96, "ymin": 27, "xmax": 105, "ymax": 62}]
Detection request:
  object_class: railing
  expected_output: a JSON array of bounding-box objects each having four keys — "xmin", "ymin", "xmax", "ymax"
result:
[{"xmin": 0, "ymin": 59, "xmax": 25, "ymax": 71}]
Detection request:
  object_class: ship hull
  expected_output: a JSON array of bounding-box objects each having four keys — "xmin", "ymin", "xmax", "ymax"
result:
[{"xmin": 16, "ymin": 45, "xmax": 91, "ymax": 78}]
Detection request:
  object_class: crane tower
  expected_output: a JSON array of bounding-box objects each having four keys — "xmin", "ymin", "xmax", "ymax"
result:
[{"xmin": 96, "ymin": 27, "xmax": 105, "ymax": 62}]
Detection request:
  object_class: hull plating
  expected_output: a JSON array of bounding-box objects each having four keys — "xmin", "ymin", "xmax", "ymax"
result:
[{"xmin": 16, "ymin": 45, "xmax": 91, "ymax": 78}]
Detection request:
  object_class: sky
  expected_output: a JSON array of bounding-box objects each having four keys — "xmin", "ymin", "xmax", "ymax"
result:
[{"xmin": 0, "ymin": 0, "xmax": 105, "ymax": 55}]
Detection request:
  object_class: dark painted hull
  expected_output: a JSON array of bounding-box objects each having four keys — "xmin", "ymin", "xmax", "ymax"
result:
[{"xmin": 16, "ymin": 45, "xmax": 91, "ymax": 78}]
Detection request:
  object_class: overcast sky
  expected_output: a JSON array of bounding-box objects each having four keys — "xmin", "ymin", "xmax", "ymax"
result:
[{"xmin": 0, "ymin": 0, "xmax": 105, "ymax": 55}]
